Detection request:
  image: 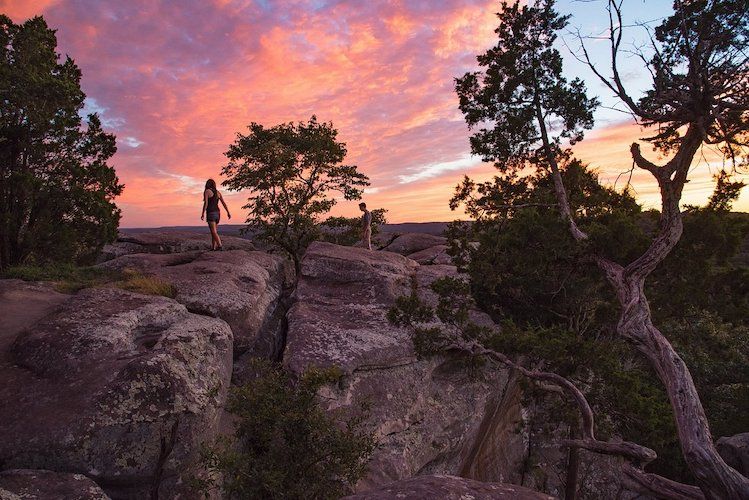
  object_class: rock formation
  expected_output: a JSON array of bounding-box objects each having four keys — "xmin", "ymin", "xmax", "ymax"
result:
[
  {"xmin": 382, "ymin": 232, "xmax": 448, "ymax": 255},
  {"xmin": 0, "ymin": 286, "xmax": 233, "ymax": 498},
  {"xmin": 718, "ymin": 433, "xmax": 749, "ymax": 478},
  {"xmin": 0, "ymin": 233, "xmax": 630, "ymax": 499},
  {"xmin": 98, "ymin": 249, "xmax": 293, "ymax": 357},
  {"xmin": 99, "ymin": 231, "xmax": 255, "ymax": 262},
  {"xmin": 283, "ymin": 242, "xmax": 524, "ymax": 491}
]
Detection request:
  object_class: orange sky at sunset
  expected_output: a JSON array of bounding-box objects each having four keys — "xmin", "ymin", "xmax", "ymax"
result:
[{"xmin": 4, "ymin": 0, "xmax": 747, "ymax": 227}]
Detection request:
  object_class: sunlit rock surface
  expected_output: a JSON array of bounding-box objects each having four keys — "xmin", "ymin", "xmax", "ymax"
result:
[
  {"xmin": 99, "ymin": 231, "xmax": 255, "ymax": 262},
  {"xmin": 383, "ymin": 232, "xmax": 448, "ymax": 255},
  {"xmin": 407, "ymin": 244, "xmax": 452, "ymax": 265}
]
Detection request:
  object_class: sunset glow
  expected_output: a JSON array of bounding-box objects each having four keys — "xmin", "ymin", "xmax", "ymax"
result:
[{"xmin": 5, "ymin": 0, "xmax": 747, "ymax": 227}]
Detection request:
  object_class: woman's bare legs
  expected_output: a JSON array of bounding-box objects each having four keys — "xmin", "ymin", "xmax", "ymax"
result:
[{"xmin": 208, "ymin": 221, "xmax": 222, "ymax": 250}]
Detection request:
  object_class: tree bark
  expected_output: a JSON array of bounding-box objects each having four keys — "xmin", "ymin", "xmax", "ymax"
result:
[
  {"xmin": 611, "ymin": 273, "xmax": 749, "ymax": 499},
  {"xmin": 564, "ymin": 426, "xmax": 580, "ymax": 500},
  {"xmin": 530, "ymin": 93, "xmax": 749, "ymax": 495}
]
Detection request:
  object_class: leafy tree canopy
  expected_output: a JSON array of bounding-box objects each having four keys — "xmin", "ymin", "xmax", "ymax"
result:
[
  {"xmin": 455, "ymin": 0, "xmax": 598, "ymax": 173},
  {"xmin": 0, "ymin": 15, "xmax": 122, "ymax": 268},
  {"xmin": 222, "ymin": 116, "xmax": 369, "ymax": 272}
]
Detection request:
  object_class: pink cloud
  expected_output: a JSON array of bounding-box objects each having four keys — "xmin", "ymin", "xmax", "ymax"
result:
[
  {"xmin": 4, "ymin": 0, "xmax": 745, "ymax": 227},
  {"xmin": 2, "ymin": 0, "xmax": 60, "ymax": 20}
]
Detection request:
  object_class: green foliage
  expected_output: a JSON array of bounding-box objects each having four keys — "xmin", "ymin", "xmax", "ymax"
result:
[
  {"xmin": 455, "ymin": 0, "xmax": 597, "ymax": 172},
  {"xmin": 649, "ymin": 210, "xmax": 749, "ymax": 324},
  {"xmin": 2, "ymin": 264, "xmax": 177, "ymax": 298},
  {"xmin": 221, "ymin": 116, "xmax": 369, "ymax": 272},
  {"xmin": 0, "ymin": 15, "xmax": 123, "ymax": 269},
  {"xmin": 664, "ymin": 310, "xmax": 749, "ymax": 440},
  {"xmin": 2, "ymin": 263, "xmax": 120, "ymax": 293},
  {"xmin": 638, "ymin": 0, "xmax": 749, "ymax": 156},
  {"xmin": 197, "ymin": 360, "xmax": 375, "ymax": 500},
  {"xmin": 707, "ymin": 170, "xmax": 747, "ymax": 212},
  {"xmin": 445, "ymin": 168, "xmax": 748, "ymax": 484},
  {"xmin": 320, "ymin": 208, "xmax": 387, "ymax": 246},
  {"xmin": 450, "ymin": 163, "xmax": 645, "ymax": 333}
]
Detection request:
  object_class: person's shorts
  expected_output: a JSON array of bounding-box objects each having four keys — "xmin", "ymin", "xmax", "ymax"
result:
[{"xmin": 206, "ymin": 211, "xmax": 220, "ymax": 223}]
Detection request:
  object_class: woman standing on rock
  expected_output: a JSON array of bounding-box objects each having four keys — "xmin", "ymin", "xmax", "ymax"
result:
[{"xmin": 201, "ymin": 179, "xmax": 231, "ymax": 250}]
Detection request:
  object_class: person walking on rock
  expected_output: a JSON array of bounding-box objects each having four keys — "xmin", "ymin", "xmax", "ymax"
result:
[
  {"xmin": 359, "ymin": 202, "xmax": 372, "ymax": 250},
  {"xmin": 201, "ymin": 179, "xmax": 231, "ymax": 250}
]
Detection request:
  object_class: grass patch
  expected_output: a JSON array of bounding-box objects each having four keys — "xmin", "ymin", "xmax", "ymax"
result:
[
  {"xmin": 2, "ymin": 263, "xmax": 122, "ymax": 293},
  {"xmin": 2, "ymin": 264, "xmax": 177, "ymax": 298},
  {"xmin": 117, "ymin": 270, "xmax": 177, "ymax": 298}
]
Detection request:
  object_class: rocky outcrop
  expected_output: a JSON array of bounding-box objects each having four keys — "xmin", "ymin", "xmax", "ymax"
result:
[
  {"xmin": 284, "ymin": 242, "xmax": 517, "ymax": 491},
  {"xmin": 99, "ymin": 250, "xmax": 293, "ymax": 357},
  {"xmin": 0, "ymin": 469, "xmax": 111, "ymax": 500},
  {"xmin": 460, "ymin": 372, "xmax": 527, "ymax": 485},
  {"xmin": 99, "ymin": 231, "xmax": 255, "ymax": 262},
  {"xmin": 383, "ymin": 233, "xmax": 447, "ymax": 255},
  {"xmin": 718, "ymin": 433, "xmax": 749, "ymax": 477},
  {"xmin": 407, "ymin": 244, "xmax": 452, "ymax": 265},
  {"xmin": 341, "ymin": 474, "xmax": 554, "ymax": 500},
  {"xmin": 0, "ymin": 287, "xmax": 233, "ymax": 499}
]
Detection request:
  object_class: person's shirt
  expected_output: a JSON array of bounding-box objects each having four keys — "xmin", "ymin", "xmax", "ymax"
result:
[
  {"xmin": 206, "ymin": 189, "xmax": 220, "ymax": 212},
  {"xmin": 362, "ymin": 210, "xmax": 372, "ymax": 228}
]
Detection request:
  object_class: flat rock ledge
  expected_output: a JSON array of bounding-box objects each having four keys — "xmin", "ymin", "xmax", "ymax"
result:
[
  {"xmin": 99, "ymin": 249, "xmax": 293, "ymax": 357},
  {"xmin": 99, "ymin": 231, "xmax": 255, "ymax": 262},
  {"xmin": 0, "ymin": 469, "xmax": 111, "ymax": 500},
  {"xmin": 342, "ymin": 474, "xmax": 554, "ymax": 500},
  {"xmin": 382, "ymin": 232, "xmax": 448, "ymax": 256}
]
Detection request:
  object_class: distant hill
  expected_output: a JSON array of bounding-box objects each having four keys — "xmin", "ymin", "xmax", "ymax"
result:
[{"xmin": 120, "ymin": 222, "xmax": 456, "ymax": 237}]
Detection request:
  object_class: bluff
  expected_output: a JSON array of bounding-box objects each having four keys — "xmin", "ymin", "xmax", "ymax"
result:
[{"xmin": 4, "ymin": 231, "xmax": 742, "ymax": 498}]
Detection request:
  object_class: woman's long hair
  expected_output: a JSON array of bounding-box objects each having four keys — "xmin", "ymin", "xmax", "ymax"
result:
[{"xmin": 205, "ymin": 179, "xmax": 217, "ymax": 196}]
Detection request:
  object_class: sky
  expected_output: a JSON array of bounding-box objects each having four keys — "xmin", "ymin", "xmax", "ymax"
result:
[{"xmin": 4, "ymin": 0, "xmax": 747, "ymax": 227}]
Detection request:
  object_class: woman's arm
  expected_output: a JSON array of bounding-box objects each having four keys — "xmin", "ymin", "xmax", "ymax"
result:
[
  {"xmin": 219, "ymin": 192, "xmax": 231, "ymax": 219},
  {"xmin": 201, "ymin": 190, "xmax": 208, "ymax": 220}
]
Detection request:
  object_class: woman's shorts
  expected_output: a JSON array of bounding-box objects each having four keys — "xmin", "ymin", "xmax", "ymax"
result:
[{"xmin": 206, "ymin": 211, "xmax": 220, "ymax": 223}]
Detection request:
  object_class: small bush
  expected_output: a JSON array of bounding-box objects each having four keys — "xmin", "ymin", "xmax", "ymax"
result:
[
  {"xmin": 196, "ymin": 359, "xmax": 375, "ymax": 499},
  {"xmin": 319, "ymin": 208, "xmax": 388, "ymax": 246}
]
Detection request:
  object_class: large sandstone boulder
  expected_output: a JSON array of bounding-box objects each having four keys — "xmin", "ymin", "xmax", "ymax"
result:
[
  {"xmin": 0, "ymin": 469, "xmax": 110, "ymax": 500},
  {"xmin": 0, "ymin": 287, "xmax": 233, "ymax": 499},
  {"xmin": 342, "ymin": 474, "xmax": 553, "ymax": 500},
  {"xmin": 718, "ymin": 433, "xmax": 749, "ymax": 477},
  {"xmin": 98, "ymin": 231, "xmax": 254, "ymax": 262},
  {"xmin": 383, "ymin": 233, "xmax": 447, "ymax": 255},
  {"xmin": 284, "ymin": 242, "xmax": 517, "ymax": 490},
  {"xmin": 98, "ymin": 250, "xmax": 293, "ymax": 357}
]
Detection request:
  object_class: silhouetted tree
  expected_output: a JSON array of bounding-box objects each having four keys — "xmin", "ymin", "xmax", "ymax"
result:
[
  {"xmin": 222, "ymin": 116, "xmax": 369, "ymax": 273},
  {"xmin": 0, "ymin": 15, "xmax": 122, "ymax": 269}
]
